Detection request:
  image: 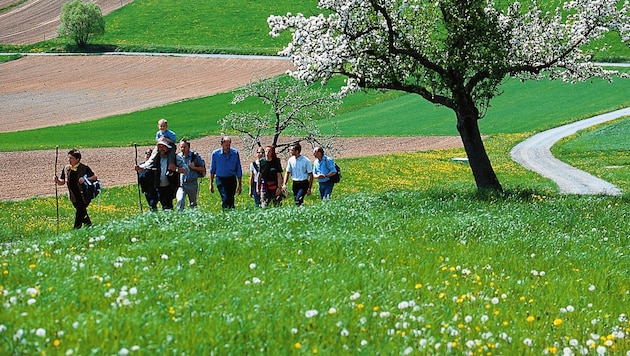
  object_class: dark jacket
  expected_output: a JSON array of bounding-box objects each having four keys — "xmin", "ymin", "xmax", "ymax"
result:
[{"xmin": 61, "ymin": 163, "xmax": 94, "ymax": 204}]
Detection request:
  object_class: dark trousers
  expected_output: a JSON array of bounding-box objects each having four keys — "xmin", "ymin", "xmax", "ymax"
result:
[
  {"xmin": 139, "ymin": 170, "xmax": 159, "ymax": 211},
  {"xmin": 158, "ymin": 185, "xmax": 176, "ymax": 210},
  {"xmin": 292, "ymin": 180, "xmax": 309, "ymax": 206},
  {"xmin": 217, "ymin": 176, "xmax": 237, "ymax": 209},
  {"xmin": 144, "ymin": 189, "xmax": 159, "ymax": 211},
  {"xmin": 72, "ymin": 199, "xmax": 92, "ymax": 229}
]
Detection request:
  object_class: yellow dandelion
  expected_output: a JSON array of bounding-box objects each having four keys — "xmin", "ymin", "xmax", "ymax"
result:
[
  {"xmin": 29, "ymin": 264, "xmax": 36, "ymax": 269},
  {"xmin": 357, "ymin": 303, "xmax": 364, "ymax": 309},
  {"xmin": 503, "ymin": 321, "xmax": 509, "ymax": 326},
  {"xmin": 312, "ymin": 348, "xmax": 318, "ymax": 354},
  {"xmin": 527, "ymin": 316, "xmax": 535, "ymax": 322},
  {"xmin": 53, "ymin": 339, "xmax": 60, "ymax": 347},
  {"xmin": 553, "ymin": 318, "xmax": 562, "ymax": 326},
  {"xmin": 372, "ymin": 306, "xmax": 379, "ymax": 311},
  {"xmin": 415, "ymin": 283, "xmax": 423, "ymax": 289},
  {"xmin": 295, "ymin": 343, "xmax": 302, "ymax": 349}
]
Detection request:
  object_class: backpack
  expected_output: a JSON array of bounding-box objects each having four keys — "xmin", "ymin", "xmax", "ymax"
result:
[
  {"xmin": 192, "ymin": 151, "xmax": 207, "ymax": 177},
  {"xmin": 82, "ymin": 175, "xmax": 102, "ymax": 200},
  {"xmin": 326, "ymin": 158, "xmax": 341, "ymax": 184}
]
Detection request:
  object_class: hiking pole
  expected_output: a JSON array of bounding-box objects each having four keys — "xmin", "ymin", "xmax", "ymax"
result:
[
  {"xmin": 134, "ymin": 143, "xmax": 143, "ymax": 213},
  {"xmin": 54, "ymin": 145, "xmax": 59, "ymax": 234}
]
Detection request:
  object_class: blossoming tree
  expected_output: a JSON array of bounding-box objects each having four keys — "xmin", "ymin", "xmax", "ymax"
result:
[
  {"xmin": 220, "ymin": 77, "xmax": 341, "ymax": 153},
  {"xmin": 268, "ymin": 0, "xmax": 629, "ymax": 191}
]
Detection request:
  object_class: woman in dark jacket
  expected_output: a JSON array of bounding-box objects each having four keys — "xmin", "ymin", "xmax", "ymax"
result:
[
  {"xmin": 54, "ymin": 148, "xmax": 98, "ymax": 229},
  {"xmin": 256, "ymin": 145, "xmax": 284, "ymax": 207}
]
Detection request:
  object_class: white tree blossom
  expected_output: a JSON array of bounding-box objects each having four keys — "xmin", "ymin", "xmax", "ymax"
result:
[{"xmin": 269, "ymin": 0, "xmax": 630, "ymax": 190}]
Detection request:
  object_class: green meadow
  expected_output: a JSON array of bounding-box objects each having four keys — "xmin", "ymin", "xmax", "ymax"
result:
[{"xmin": 1, "ymin": 0, "xmax": 630, "ymax": 354}]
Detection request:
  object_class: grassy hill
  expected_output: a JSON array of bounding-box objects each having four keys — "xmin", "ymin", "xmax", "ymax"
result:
[{"xmin": 0, "ymin": 1, "xmax": 629, "ymax": 354}]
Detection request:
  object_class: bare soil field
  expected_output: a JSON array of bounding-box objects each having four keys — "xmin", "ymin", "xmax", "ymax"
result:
[
  {"xmin": 0, "ymin": 54, "xmax": 295, "ymax": 132},
  {"xmin": 0, "ymin": 0, "xmax": 134, "ymax": 45}
]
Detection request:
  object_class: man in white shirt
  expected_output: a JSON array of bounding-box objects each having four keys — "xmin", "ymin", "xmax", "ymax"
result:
[{"xmin": 283, "ymin": 143, "xmax": 313, "ymax": 206}]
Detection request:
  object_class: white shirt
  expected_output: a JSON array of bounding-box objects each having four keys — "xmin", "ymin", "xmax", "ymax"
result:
[{"xmin": 286, "ymin": 154, "xmax": 313, "ymax": 181}]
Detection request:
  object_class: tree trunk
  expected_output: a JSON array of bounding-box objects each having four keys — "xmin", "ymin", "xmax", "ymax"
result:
[{"xmin": 456, "ymin": 109, "xmax": 503, "ymax": 192}]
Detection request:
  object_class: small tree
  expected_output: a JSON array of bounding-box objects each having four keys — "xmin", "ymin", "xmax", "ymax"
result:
[
  {"xmin": 57, "ymin": 0, "xmax": 105, "ymax": 47},
  {"xmin": 220, "ymin": 76, "xmax": 341, "ymax": 153}
]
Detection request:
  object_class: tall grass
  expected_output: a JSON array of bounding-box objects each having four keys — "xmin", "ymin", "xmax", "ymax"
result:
[
  {"xmin": 1, "ymin": 187, "xmax": 628, "ymax": 354},
  {"xmin": 1, "ymin": 0, "xmax": 629, "ymax": 350}
]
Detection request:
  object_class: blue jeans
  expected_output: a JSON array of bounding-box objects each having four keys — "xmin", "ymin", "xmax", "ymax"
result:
[
  {"xmin": 292, "ymin": 180, "xmax": 309, "ymax": 205},
  {"xmin": 250, "ymin": 185, "xmax": 261, "ymax": 207},
  {"xmin": 317, "ymin": 180, "xmax": 334, "ymax": 200}
]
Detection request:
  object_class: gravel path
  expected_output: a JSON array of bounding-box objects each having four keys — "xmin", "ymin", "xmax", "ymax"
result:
[{"xmin": 510, "ymin": 107, "xmax": 630, "ymax": 195}]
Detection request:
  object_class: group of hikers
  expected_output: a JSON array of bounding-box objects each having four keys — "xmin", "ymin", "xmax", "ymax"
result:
[{"xmin": 54, "ymin": 119, "xmax": 338, "ymax": 229}]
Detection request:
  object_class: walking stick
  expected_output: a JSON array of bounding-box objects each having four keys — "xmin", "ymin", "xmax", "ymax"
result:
[
  {"xmin": 134, "ymin": 143, "xmax": 143, "ymax": 213},
  {"xmin": 54, "ymin": 145, "xmax": 59, "ymax": 234}
]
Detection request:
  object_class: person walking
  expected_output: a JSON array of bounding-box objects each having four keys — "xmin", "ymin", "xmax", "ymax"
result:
[
  {"xmin": 284, "ymin": 143, "xmax": 313, "ymax": 206},
  {"xmin": 135, "ymin": 141, "xmax": 188, "ymax": 210},
  {"xmin": 312, "ymin": 146, "xmax": 337, "ymax": 200},
  {"xmin": 209, "ymin": 136, "xmax": 243, "ymax": 209},
  {"xmin": 176, "ymin": 139, "xmax": 206, "ymax": 210},
  {"xmin": 54, "ymin": 148, "xmax": 98, "ymax": 229},
  {"xmin": 257, "ymin": 145, "xmax": 284, "ymax": 207},
  {"xmin": 138, "ymin": 148, "xmax": 159, "ymax": 211},
  {"xmin": 249, "ymin": 147, "xmax": 265, "ymax": 207}
]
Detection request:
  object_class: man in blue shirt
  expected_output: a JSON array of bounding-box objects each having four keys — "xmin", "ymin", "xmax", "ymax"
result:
[
  {"xmin": 210, "ymin": 136, "xmax": 243, "ymax": 209},
  {"xmin": 312, "ymin": 146, "xmax": 337, "ymax": 200}
]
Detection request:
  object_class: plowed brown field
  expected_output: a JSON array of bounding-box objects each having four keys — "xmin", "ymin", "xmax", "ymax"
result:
[{"xmin": 0, "ymin": 0, "xmax": 134, "ymax": 44}]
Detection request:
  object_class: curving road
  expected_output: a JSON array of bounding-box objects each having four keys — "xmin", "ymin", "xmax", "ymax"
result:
[{"xmin": 510, "ymin": 107, "xmax": 630, "ymax": 195}]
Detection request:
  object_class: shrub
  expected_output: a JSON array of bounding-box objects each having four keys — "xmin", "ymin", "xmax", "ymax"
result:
[{"xmin": 57, "ymin": 0, "xmax": 105, "ymax": 47}]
